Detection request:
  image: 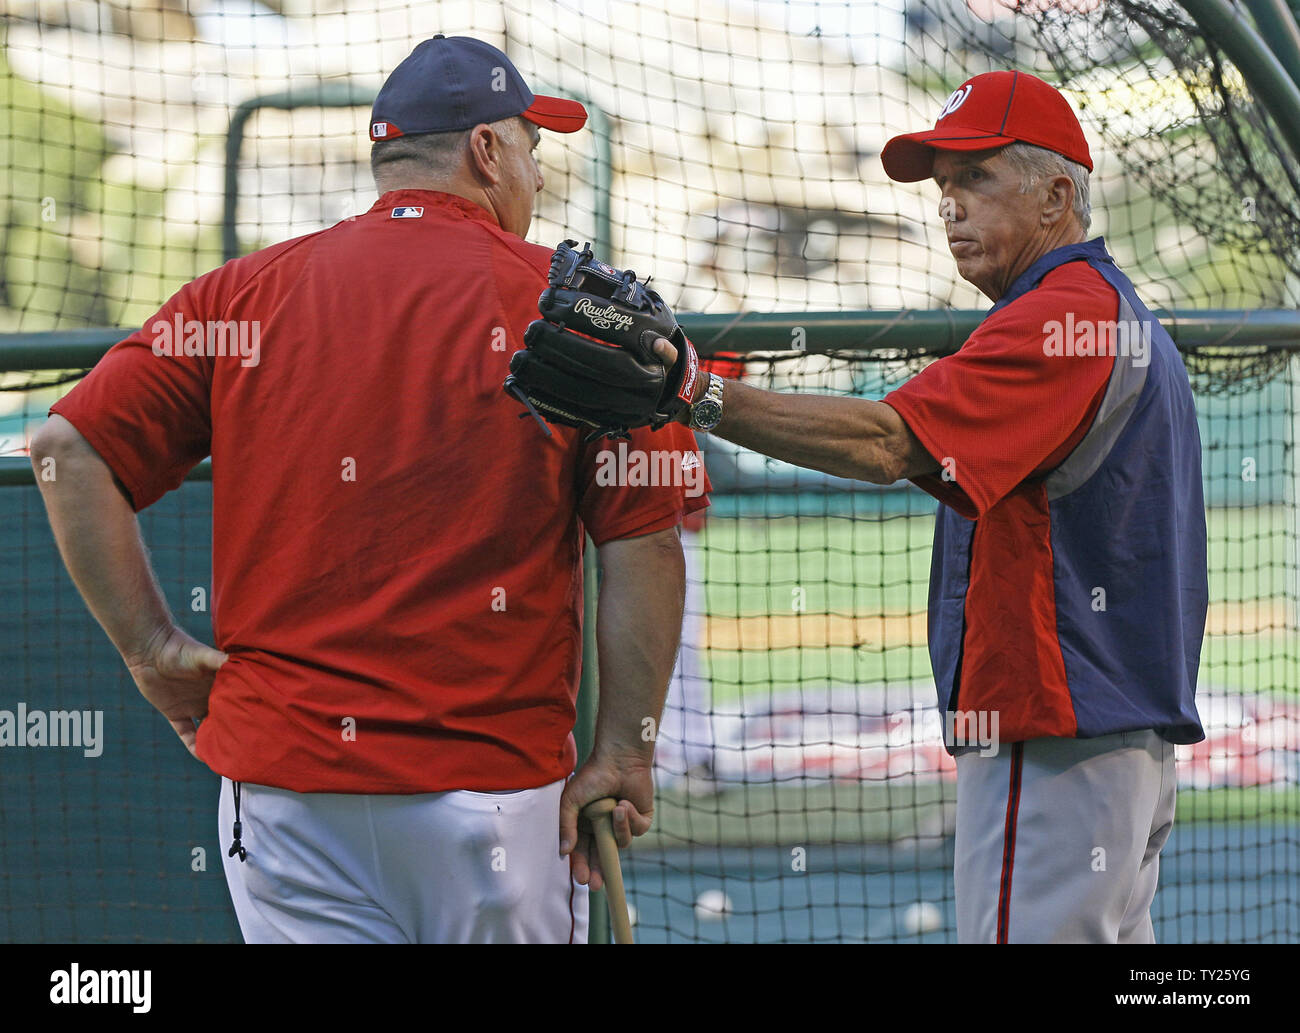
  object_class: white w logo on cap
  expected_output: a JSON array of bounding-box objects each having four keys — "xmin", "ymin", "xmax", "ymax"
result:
[{"xmin": 937, "ymin": 84, "xmax": 973, "ymax": 120}]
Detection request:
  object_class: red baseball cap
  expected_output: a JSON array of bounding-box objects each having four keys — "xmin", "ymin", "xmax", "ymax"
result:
[{"xmin": 880, "ymin": 70, "xmax": 1092, "ymax": 182}]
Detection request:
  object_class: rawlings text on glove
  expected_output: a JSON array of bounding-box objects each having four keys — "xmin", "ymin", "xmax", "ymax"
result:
[{"xmin": 503, "ymin": 240, "xmax": 699, "ymax": 439}]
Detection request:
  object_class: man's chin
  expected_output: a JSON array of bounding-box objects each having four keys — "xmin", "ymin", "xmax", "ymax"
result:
[
  {"xmin": 951, "ymin": 252, "xmax": 981, "ymax": 279},
  {"xmin": 951, "ymin": 255, "xmax": 996, "ymax": 298}
]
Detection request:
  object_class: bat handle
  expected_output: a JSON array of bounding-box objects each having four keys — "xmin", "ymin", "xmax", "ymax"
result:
[{"xmin": 582, "ymin": 798, "xmax": 634, "ymax": 945}]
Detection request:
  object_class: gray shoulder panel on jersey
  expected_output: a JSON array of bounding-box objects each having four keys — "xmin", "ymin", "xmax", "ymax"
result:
[{"xmin": 1044, "ymin": 293, "xmax": 1152, "ymax": 502}]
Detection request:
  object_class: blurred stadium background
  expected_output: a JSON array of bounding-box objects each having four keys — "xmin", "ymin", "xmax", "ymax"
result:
[{"xmin": 1, "ymin": 0, "xmax": 1297, "ymax": 942}]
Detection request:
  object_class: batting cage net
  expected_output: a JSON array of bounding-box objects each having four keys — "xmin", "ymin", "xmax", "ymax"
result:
[{"xmin": 2, "ymin": 0, "xmax": 1298, "ymax": 942}]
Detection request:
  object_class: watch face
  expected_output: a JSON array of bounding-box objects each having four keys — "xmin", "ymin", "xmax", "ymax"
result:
[{"xmin": 692, "ymin": 399, "xmax": 723, "ymax": 430}]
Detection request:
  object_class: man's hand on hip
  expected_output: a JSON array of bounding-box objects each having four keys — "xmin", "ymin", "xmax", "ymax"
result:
[
  {"xmin": 30, "ymin": 416, "xmax": 231, "ymax": 760},
  {"xmin": 125, "ymin": 624, "xmax": 228, "ymax": 759}
]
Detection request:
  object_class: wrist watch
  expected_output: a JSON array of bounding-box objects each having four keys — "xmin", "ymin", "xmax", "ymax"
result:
[{"xmin": 688, "ymin": 372, "xmax": 725, "ymax": 432}]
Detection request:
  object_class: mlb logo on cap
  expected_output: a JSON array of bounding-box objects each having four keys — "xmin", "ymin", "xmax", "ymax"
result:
[
  {"xmin": 372, "ymin": 121, "xmax": 393, "ymax": 139},
  {"xmin": 391, "ymin": 207, "xmax": 424, "ymax": 218}
]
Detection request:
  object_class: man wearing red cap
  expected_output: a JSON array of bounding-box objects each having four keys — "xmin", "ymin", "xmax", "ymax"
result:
[
  {"xmin": 658, "ymin": 71, "xmax": 1207, "ymax": 942},
  {"xmin": 31, "ymin": 35, "xmax": 708, "ymax": 942}
]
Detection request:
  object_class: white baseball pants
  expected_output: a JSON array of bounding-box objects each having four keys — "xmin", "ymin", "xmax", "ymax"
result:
[
  {"xmin": 655, "ymin": 527, "xmax": 716, "ymax": 778},
  {"xmin": 953, "ymin": 729, "xmax": 1176, "ymax": 944},
  {"xmin": 219, "ymin": 776, "xmax": 588, "ymax": 943}
]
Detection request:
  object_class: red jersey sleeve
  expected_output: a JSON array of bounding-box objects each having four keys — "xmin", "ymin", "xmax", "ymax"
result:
[
  {"xmin": 882, "ymin": 262, "xmax": 1118, "ymax": 519},
  {"xmin": 48, "ymin": 267, "xmax": 236, "ymax": 511},
  {"xmin": 576, "ymin": 423, "xmax": 711, "ymax": 545}
]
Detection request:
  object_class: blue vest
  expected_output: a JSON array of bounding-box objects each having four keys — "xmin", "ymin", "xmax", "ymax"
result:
[{"xmin": 929, "ymin": 238, "xmax": 1207, "ymax": 743}]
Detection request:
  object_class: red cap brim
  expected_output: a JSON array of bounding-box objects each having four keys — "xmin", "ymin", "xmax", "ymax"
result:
[
  {"xmin": 880, "ymin": 130, "xmax": 1019, "ymax": 182},
  {"xmin": 523, "ymin": 94, "xmax": 588, "ymax": 133}
]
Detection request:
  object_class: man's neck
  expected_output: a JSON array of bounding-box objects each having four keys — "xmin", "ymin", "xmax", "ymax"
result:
[
  {"xmin": 375, "ymin": 176, "xmax": 499, "ymax": 226},
  {"xmin": 988, "ymin": 225, "xmax": 1088, "ymax": 302}
]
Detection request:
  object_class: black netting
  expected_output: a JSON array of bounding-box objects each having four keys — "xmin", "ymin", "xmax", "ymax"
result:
[{"xmin": 1, "ymin": 0, "xmax": 1296, "ymax": 943}]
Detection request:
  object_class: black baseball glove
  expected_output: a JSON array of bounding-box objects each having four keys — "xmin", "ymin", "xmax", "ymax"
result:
[{"xmin": 503, "ymin": 240, "xmax": 699, "ymax": 440}]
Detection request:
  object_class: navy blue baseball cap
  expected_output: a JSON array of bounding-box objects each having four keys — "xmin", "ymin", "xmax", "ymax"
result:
[{"xmin": 370, "ymin": 35, "xmax": 587, "ymax": 142}]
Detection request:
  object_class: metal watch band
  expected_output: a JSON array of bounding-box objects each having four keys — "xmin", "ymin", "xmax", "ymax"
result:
[{"xmin": 689, "ymin": 372, "xmax": 725, "ymax": 431}]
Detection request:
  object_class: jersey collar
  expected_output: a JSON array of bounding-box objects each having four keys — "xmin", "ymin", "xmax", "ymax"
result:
[
  {"xmin": 990, "ymin": 237, "xmax": 1114, "ymax": 315},
  {"xmin": 369, "ymin": 189, "xmax": 498, "ymax": 226}
]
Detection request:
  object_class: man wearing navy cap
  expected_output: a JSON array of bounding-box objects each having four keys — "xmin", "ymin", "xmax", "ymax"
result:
[
  {"xmin": 655, "ymin": 71, "xmax": 1208, "ymax": 942},
  {"xmin": 31, "ymin": 35, "xmax": 708, "ymax": 942}
]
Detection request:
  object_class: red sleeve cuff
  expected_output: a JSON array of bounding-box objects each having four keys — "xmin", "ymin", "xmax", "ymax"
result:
[
  {"xmin": 587, "ymin": 495, "xmax": 709, "ymax": 547},
  {"xmin": 881, "ymin": 396, "xmax": 982, "ymax": 518},
  {"xmin": 48, "ymin": 400, "xmax": 156, "ymax": 512}
]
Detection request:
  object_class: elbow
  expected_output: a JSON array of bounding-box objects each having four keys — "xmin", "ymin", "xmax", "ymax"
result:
[
  {"xmin": 872, "ymin": 465, "xmax": 905, "ymax": 487},
  {"xmin": 621, "ymin": 525, "xmax": 685, "ymax": 571},
  {"xmin": 856, "ymin": 439, "xmax": 905, "ymax": 486},
  {"xmin": 29, "ymin": 416, "xmax": 95, "ymax": 474},
  {"xmin": 866, "ymin": 421, "xmax": 925, "ymax": 485},
  {"xmin": 28, "ymin": 413, "xmax": 98, "ymax": 483},
  {"xmin": 874, "ymin": 466, "xmax": 900, "ymax": 487},
  {"xmin": 29, "ymin": 418, "xmax": 71, "ymax": 463},
  {"xmin": 598, "ymin": 525, "xmax": 685, "ymax": 586},
  {"xmin": 883, "ymin": 449, "xmax": 912, "ymax": 485}
]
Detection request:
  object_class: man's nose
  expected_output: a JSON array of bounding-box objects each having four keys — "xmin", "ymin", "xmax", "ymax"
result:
[{"xmin": 939, "ymin": 196, "xmax": 960, "ymax": 223}]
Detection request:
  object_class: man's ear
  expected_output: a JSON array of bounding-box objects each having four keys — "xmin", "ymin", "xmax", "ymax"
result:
[
  {"xmin": 1042, "ymin": 174, "xmax": 1074, "ymax": 226},
  {"xmin": 467, "ymin": 123, "xmax": 501, "ymax": 186}
]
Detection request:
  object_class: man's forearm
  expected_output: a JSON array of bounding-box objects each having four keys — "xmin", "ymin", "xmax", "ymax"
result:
[
  {"xmin": 30, "ymin": 416, "xmax": 174, "ymax": 663},
  {"xmin": 592, "ymin": 526, "xmax": 686, "ymax": 764},
  {"xmin": 707, "ymin": 380, "xmax": 933, "ymax": 484}
]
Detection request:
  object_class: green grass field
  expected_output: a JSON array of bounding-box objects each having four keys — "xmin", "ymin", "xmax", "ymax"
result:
[
  {"xmin": 645, "ymin": 507, "xmax": 1297, "ymax": 860},
  {"xmin": 638, "ymin": 783, "xmax": 1300, "ymax": 851},
  {"xmin": 695, "ymin": 508, "xmax": 1297, "ymax": 704},
  {"xmin": 642, "ymin": 781, "xmax": 956, "ymax": 850}
]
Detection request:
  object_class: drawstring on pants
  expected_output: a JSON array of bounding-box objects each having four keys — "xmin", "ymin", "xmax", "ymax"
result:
[{"xmin": 228, "ymin": 780, "xmax": 247, "ymax": 862}]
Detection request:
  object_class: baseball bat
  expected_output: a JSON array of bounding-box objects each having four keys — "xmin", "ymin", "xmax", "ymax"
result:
[{"xmin": 581, "ymin": 797, "xmax": 634, "ymax": 944}]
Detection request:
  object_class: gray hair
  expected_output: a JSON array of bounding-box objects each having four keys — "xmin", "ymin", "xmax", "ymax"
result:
[
  {"xmin": 1000, "ymin": 141, "xmax": 1092, "ymax": 232},
  {"xmin": 369, "ymin": 115, "xmax": 527, "ymax": 186}
]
